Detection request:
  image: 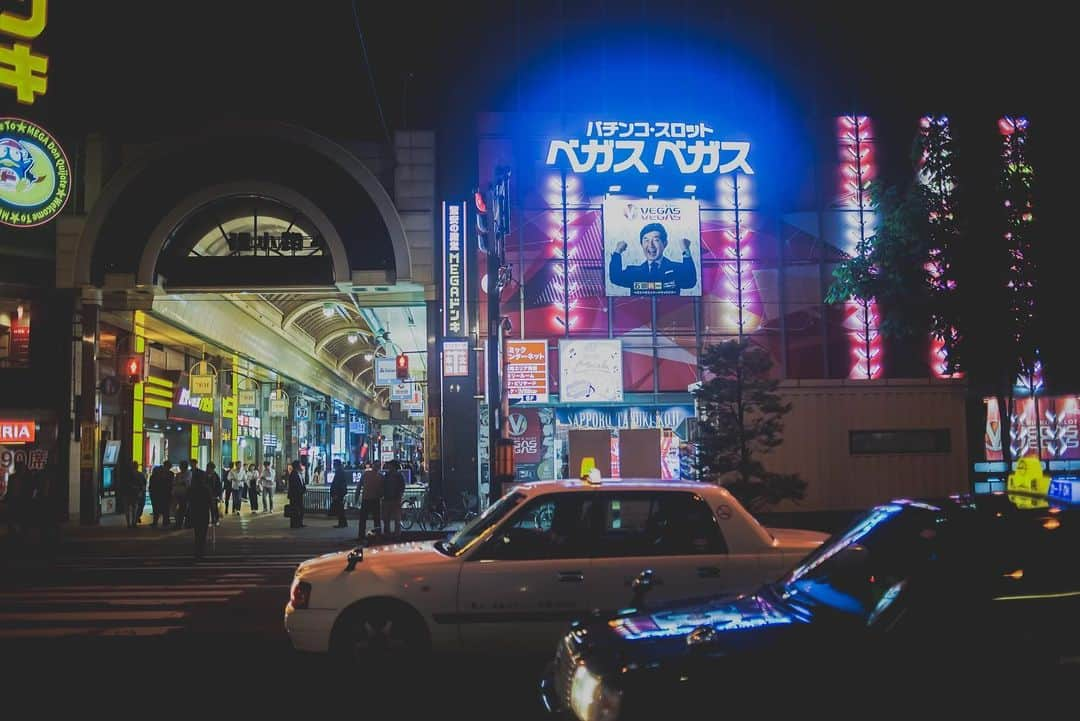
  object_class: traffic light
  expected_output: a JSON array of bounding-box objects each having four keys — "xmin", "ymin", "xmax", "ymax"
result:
[
  {"xmin": 474, "ymin": 188, "xmax": 491, "ymax": 253},
  {"xmin": 122, "ymin": 354, "xmax": 145, "ymax": 384},
  {"xmin": 395, "ymin": 353, "xmax": 409, "ymax": 380}
]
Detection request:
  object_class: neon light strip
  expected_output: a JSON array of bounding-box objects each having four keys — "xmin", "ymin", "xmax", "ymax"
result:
[
  {"xmin": 717, "ymin": 174, "xmax": 758, "ymax": 335},
  {"xmin": 837, "ymin": 116, "xmax": 881, "ymax": 379},
  {"xmin": 918, "ymin": 115, "xmax": 962, "ymax": 378},
  {"xmin": 1000, "ymin": 116, "xmax": 1040, "ymax": 392}
]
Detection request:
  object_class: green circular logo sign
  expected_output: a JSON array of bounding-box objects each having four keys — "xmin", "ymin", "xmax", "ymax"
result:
[{"xmin": 0, "ymin": 117, "xmax": 71, "ymax": 228}]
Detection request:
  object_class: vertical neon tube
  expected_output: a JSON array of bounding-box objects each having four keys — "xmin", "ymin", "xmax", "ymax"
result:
[
  {"xmin": 837, "ymin": 116, "xmax": 881, "ymax": 379},
  {"xmin": 918, "ymin": 115, "xmax": 962, "ymax": 378}
]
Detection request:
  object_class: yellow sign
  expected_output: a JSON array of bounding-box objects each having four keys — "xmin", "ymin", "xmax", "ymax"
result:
[
  {"xmin": 426, "ymin": 416, "xmax": 440, "ymax": 460},
  {"xmin": 1007, "ymin": 455, "xmax": 1051, "ymax": 508},
  {"xmin": 221, "ymin": 397, "xmax": 237, "ymax": 419},
  {"xmin": 239, "ymin": 390, "xmax": 257, "ymax": 407},
  {"xmin": 190, "ymin": 374, "xmax": 214, "ymax": 396},
  {"xmin": 0, "ymin": 0, "xmax": 48, "ymax": 104},
  {"xmin": 79, "ymin": 421, "xmax": 97, "ymax": 470}
]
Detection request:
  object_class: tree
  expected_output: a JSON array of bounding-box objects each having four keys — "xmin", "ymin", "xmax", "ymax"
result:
[{"xmin": 694, "ymin": 338, "xmax": 805, "ymax": 513}]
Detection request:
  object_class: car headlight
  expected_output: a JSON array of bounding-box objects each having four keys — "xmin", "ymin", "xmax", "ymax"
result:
[
  {"xmin": 289, "ymin": 578, "xmax": 311, "ymax": 609},
  {"xmin": 570, "ymin": 663, "xmax": 622, "ymax": 721}
]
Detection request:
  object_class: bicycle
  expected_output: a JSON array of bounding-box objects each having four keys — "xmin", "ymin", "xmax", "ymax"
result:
[
  {"xmin": 400, "ymin": 494, "xmax": 442, "ymax": 531},
  {"xmin": 430, "ymin": 491, "xmax": 480, "ymax": 531}
]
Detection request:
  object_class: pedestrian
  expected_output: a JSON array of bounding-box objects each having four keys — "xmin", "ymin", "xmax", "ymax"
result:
[
  {"xmin": 149, "ymin": 461, "xmax": 172, "ymax": 527},
  {"xmin": 127, "ymin": 460, "xmax": 147, "ymax": 528},
  {"xmin": 221, "ymin": 462, "xmax": 233, "ymax": 515},
  {"xmin": 172, "ymin": 460, "xmax": 191, "ymax": 529},
  {"xmin": 205, "ymin": 462, "xmax": 222, "ymax": 526},
  {"xmin": 2, "ymin": 460, "xmax": 31, "ymax": 539},
  {"xmin": 229, "ymin": 461, "xmax": 244, "ymax": 515},
  {"xmin": 355, "ymin": 461, "xmax": 384, "ymax": 540},
  {"xmin": 382, "ymin": 460, "xmax": 406, "ymax": 539},
  {"xmin": 287, "ymin": 459, "xmax": 306, "ymax": 528},
  {"xmin": 312, "ymin": 462, "xmax": 324, "ymax": 485},
  {"xmin": 259, "ymin": 460, "xmax": 274, "ymax": 513},
  {"xmin": 247, "ymin": 463, "xmax": 259, "ymax": 513},
  {"xmin": 186, "ymin": 467, "xmax": 213, "ymax": 560},
  {"xmin": 329, "ymin": 459, "xmax": 348, "ymax": 528}
]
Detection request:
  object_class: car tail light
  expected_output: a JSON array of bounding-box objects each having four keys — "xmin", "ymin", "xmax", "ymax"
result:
[{"xmin": 290, "ymin": 579, "xmax": 311, "ymax": 609}]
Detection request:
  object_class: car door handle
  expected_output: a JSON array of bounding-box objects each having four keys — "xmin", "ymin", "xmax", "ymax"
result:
[
  {"xmin": 697, "ymin": 566, "xmax": 723, "ymax": 578},
  {"xmin": 557, "ymin": 571, "xmax": 585, "ymax": 583}
]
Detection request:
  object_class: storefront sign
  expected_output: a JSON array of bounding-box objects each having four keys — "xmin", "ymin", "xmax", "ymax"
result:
[
  {"xmin": 426, "ymin": 416, "xmax": 440, "ymax": 460},
  {"xmin": 0, "ymin": 2, "xmax": 49, "ymax": 104},
  {"xmin": 349, "ymin": 415, "xmax": 367, "ymax": 434},
  {"xmin": 262, "ymin": 433, "xmax": 278, "ymax": 448},
  {"xmin": 985, "ymin": 395, "xmax": 1080, "ymax": 462},
  {"xmin": 442, "ymin": 201, "xmax": 469, "ymax": 337},
  {"xmin": 1, "ymin": 446, "xmax": 48, "ymax": 472},
  {"xmin": 239, "ymin": 389, "xmax": 257, "ymax": 407},
  {"xmin": 403, "ymin": 388, "xmax": 424, "ymax": 412},
  {"xmin": 269, "ymin": 398, "xmax": 287, "ymax": 416},
  {"xmin": 221, "ymin": 397, "xmax": 237, "ymax": 419},
  {"xmin": 9, "ymin": 319, "xmax": 29, "ymax": 362},
  {"xmin": 381, "ymin": 438, "xmax": 395, "ymax": 459},
  {"xmin": 374, "ymin": 357, "xmax": 397, "ymax": 386},
  {"xmin": 390, "ymin": 381, "xmax": 411, "ymax": 402},
  {"xmin": 443, "ymin": 340, "xmax": 470, "ymax": 378},
  {"xmin": 295, "ymin": 405, "xmax": 309, "ymax": 421},
  {"xmin": 190, "ymin": 373, "xmax": 214, "ymax": 396},
  {"xmin": 555, "ymin": 405, "xmax": 694, "ymax": 431},
  {"xmin": 0, "ymin": 420, "xmax": 34, "ymax": 443},
  {"xmin": 1049, "ymin": 475, "xmax": 1079, "ymax": 503},
  {"xmin": 508, "ymin": 407, "xmax": 555, "ymax": 481},
  {"xmin": 0, "ymin": 118, "xmax": 71, "ymax": 227},
  {"xmin": 545, "ymin": 120, "xmax": 753, "ymax": 176},
  {"xmin": 559, "ymin": 339, "xmax": 623, "ymax": 403},
  {"xmin": 169, "ymin": 387, "xmax": 214, "ymax": 424},
  {"xmin": 506, "ymin": 340, "xmax": 548, "ymax": 403}
]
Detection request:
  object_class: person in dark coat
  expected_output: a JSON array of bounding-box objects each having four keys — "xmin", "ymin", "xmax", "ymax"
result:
[
  {"xmin": 287, "ymin": 459, "xmax": 305, "ymax": 528},
  {"xmin": 149, "ymin": 461, "xmax": 172, "ymax": 528},
  {"xmin": 186, "ymin": 467, "xmax": 212, "ymax": 560},
  {"xmin": 205, "ymin": 462, "xmax": 222, "ymax": 526},
  {"xmin": 3, "ymin": 460, "xmax": 32, "ymax": 539},
  {"xmin": 329, "ymin": 459, "xmax": 348, "ymax": 528}
]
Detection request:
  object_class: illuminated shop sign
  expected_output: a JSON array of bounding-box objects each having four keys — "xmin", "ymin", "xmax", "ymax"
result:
[
  {"xmin": 442, "ymin": 200, "xmax": 468, "ymax": 337},
  {"xmin": 984, "ymin": 395, "xmax": 1080, "ymax": 462},
  {"xmin": 559, "ymin": 339, "xmax": 623, "ymax": 403},
  {"xmin": 555, "ymin": 405, "xmax": 694, "ymax": 431},
  {"xmin": 506, "ymin": 340, "xmax": 548, "ymax": 402},
  {"xmin": 0, "ymin": 420, "xmax": 35, "ymax": 443},
  {"xmin": 603, "ymin": 198, "xmax": 701, "ymax": 297},
  {"xmin": 0, "ymin": 117, "xmax": 70, "ymax": 227},
  {"xmin": 0, "ymin": 1, "xmax": 48, "ymax": 104},
  {"xmin": 545, "ymin": 120, "xmax": 752, "ymax": 175},
  {"xmin": 443, "ymin": 340, "xmax": 470, "ymax": 378}
]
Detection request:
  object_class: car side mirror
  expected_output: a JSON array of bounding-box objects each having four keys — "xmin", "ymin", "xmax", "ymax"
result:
[{"xmin": 630, "ymin": 569, "xmax": 656, "ymax": 609}]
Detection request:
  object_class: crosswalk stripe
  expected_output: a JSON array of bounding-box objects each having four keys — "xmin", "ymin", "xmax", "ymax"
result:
[
  {"xmin": 59, "ymin": 565, "xmax": 299, "ymax": 572},
  {"xmin": 0, "ymin": 590, "xmax": 246, "ymax": 600},
  {"xmin": 1, "ymin": 597, "xmax": 238, "ymax": 607},
  {"xmin": 0, "ymin": 625, "xmax": 184, "ymax": 639},
  {"xmin": 0, "ymin": 584, "xmax": 261, "ymax": 593},
  {"xmin": 0, "ymin": 610, "xmax": 186, "ymax": 622}
]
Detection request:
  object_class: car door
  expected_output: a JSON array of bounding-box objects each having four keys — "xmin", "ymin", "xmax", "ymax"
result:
[
  {"xmin": 456, "ymin": 492, "xmax": 598, "ymax": 654},
  {"xmin": 587, "ymin": 491, "xmax": 761, "ymax": 617}
]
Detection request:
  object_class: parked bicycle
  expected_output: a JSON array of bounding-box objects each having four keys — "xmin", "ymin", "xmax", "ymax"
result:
[{"xmin": 399, "ymin": 493, "xmax": 442, "ymax": 531}]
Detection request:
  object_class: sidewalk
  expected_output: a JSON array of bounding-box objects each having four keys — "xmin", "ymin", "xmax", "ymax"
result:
[{"xmin": 1, "ymin": 495, "xmax": 462, "ymax": 553}]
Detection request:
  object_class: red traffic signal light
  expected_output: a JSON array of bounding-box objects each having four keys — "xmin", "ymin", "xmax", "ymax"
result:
[
  {"xmin": 395, "ymin": 353, "xmax": 409, "ymax": 380},
  {"xmin": 122, "ymin": 354, "xmax": 145, "ymax": 384}
]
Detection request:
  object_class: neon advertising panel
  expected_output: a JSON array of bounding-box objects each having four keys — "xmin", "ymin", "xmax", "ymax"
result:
[{"xmin": 603, "ymin": 198, "xmax": 701, "ymax": 297}]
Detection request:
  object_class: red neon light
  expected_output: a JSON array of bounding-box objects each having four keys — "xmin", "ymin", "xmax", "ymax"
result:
[{"xmin": 837, "ymin": 115, "xmax": 882, "ymax": 379}]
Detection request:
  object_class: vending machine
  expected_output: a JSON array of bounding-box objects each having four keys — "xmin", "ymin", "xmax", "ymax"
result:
[{"xmin": 101, "ymin": 440, "xmax": 121, "ymax": 514}]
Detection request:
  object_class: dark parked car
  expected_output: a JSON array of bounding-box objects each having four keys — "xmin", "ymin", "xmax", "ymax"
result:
[{"xmin": 541, "ymin": 492, "xmax": 1080, "ymax": 719}]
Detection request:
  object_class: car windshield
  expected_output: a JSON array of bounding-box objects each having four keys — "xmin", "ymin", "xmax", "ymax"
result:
[
  {"xmin": 776, "ymin": 502, "xmax": 943, "ymax": 621},
  {"xmin": 443, "ymin": 491, "xmax": 526, "ymax": 555}
]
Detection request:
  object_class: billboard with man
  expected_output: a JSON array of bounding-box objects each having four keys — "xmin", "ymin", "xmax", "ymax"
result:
[{"xmin": 603, "ymin": 198, "xmax": 701, "ymax": 297}]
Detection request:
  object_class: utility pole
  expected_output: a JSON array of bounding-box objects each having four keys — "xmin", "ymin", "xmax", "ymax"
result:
[{"xmin": 479, "ymin": 167, "xmax": 512, "ymax": 505}]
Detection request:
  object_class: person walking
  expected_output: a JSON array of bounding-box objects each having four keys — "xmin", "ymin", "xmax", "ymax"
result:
[
  {"xmin": 2, "ymin": 460, "xmax": 31, "ymax": 539},
  {"xmin": 205, "ymin": 462, "xmax": 222, "ymax": 526},
  {"xmin": 355, "ymin": 461, "xmax": 384, "ymax": 540},
  {"xmin": 287, "ymin": 459, "xmax": 306, "ymax": 528},
  {"xmin": 246, "ymin": 463, "xmax": 260, "ymax": 513},
  {"xmin": 382, "ymin": 460, "xmax": 406, "ymax": 539},
  {"xmin": 127, "ymin": 460, "xmax": 147, "ymax": 528},
  {"xmin": 329, "ymin": 459, "xmax": 348, "ymax": 528},
  {"xmin": 228, "ymin": 461, "xmax": 244, "ymax": 516},
  {"xmin": 221, "ymin": 462, "xmax": 233, "ymax": 515},
  {"xmin": 172, "ymin": 460, "xmax": 191, "ymax": 529},
  {"xmin": 259, "ymin": 461, "xmax": 274, "ymax": 513},
  {"xmin": 149, "ymin": 461, "xmax": 172, "ymax": 528},
  {"xmin": 186, "ymin": 467, "xmax": 213, "ymax": 560}
]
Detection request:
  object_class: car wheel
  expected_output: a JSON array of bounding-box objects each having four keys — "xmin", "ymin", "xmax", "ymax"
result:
[{"xmin": 331, "ymin": 601, "xmax": 429, "ymax": 665}]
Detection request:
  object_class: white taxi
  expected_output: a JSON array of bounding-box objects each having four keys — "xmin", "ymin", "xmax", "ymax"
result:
[{"xmin": 285, "ymin": 479, "xmax": 827, "ymax": 659}]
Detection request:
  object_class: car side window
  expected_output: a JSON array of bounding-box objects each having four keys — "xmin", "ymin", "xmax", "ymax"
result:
[
  {"xmin": 473, "ymin": 493, "xmax": 595, "ymax": 561},
  {"xmin": 595, "ymin": 492, "xmax": 727, "ymax": 557}
]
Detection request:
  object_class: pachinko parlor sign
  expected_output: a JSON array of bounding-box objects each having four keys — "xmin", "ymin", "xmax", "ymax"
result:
[
  {"xmin": 0, "ymin": 117, "xmax": 70, "ymax": 228},
  {"xmin": 545, "ymin": 120, "xmax": 753, "ymax": 175}
]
